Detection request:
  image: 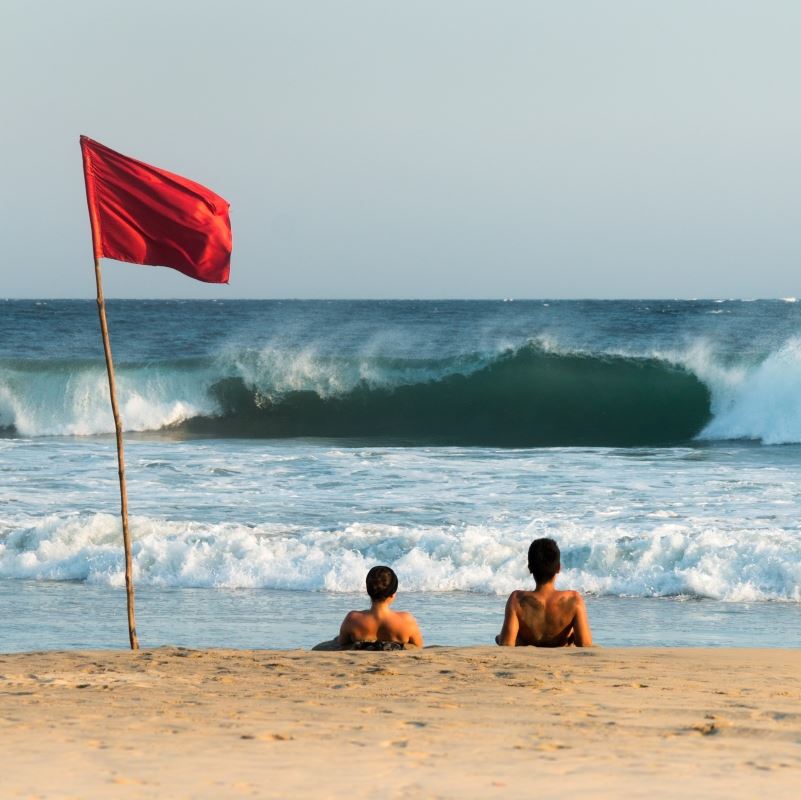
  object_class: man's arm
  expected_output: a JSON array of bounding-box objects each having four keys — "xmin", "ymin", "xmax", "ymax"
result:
[
  {"xmin": 570, "ymin": 594, "xmax": 592, "ymax": 647},
  {"xmin": 496, "ymin": 593, "xmax": 520, "ymax": 646}
]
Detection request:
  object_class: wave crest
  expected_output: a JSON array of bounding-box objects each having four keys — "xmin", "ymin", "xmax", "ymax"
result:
[
  {"xmin": 8, "ymin": 335, "xmax": 801, "ymax": 445},
  {"xmin": 0, "ymin": 344, "xmax": 710, "ymax": 446}
]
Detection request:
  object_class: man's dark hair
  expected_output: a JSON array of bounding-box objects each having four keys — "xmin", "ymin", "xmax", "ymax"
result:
[
  {"xmin": 366, "ymin": 565, "xmax": 399, "ymax": 601},
  {"xmin": 527, "ymin": 538, "xmax": 561, "ymax": 584}
]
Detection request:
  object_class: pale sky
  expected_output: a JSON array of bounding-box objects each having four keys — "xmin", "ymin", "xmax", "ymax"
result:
[{"xmin": 2, "ymin": 1, "xmax": 801, "ymax": 299}]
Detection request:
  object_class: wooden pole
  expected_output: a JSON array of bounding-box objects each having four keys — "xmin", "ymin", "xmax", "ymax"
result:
[{"xmin": 93, "ymin": 258, "xmax": 139, "ymax": 650}]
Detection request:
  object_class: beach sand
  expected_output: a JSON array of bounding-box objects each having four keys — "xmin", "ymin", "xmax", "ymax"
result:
[{"xmin": 2, "ymin": 647, "xmax": 800, "ymax": 799}]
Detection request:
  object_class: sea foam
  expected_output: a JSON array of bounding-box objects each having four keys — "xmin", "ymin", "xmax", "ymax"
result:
[{"xmin": 2, "ymin": 513, "xmax": 799, "ymax": 601}]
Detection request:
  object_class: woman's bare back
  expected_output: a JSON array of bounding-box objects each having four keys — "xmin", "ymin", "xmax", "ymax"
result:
[{"xmin": 338, "ymin": 608, "xmax": 423, "ymax": 647}]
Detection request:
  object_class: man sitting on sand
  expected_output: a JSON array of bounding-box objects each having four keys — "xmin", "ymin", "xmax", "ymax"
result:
[
  {"xmin": 496, "ymin": 538, "xmax": 592, "ymax": 647},
  {"xmin": 337, "ymin": 565, "xmax": 424, "ymax": 650}
]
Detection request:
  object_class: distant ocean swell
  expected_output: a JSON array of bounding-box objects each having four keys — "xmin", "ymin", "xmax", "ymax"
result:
[
  {"xmin": 3, "ymin": 338, "xmax": 801, "ymax": 445},
  {"xmin": 1, "ymin": 513, "xmax": 799, "ymax": 601}
]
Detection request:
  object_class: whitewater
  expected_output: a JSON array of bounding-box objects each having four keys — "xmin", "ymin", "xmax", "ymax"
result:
[{"xmin": 2, "ymin": 299, "xmax": 801, "ymax": 650}]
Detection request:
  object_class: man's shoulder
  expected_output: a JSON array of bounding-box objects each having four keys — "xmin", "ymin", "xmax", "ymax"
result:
[
  {"xmin": 555, "ymin": 589, "xmax": 585, "ymax": 606},
  {"xmin": 507, "ymin": 589, "xmax": 539, "ymax": 607}
]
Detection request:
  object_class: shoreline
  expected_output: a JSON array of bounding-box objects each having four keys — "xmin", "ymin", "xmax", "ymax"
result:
[
  {"xmin": 3, "ymin": 646, "xmax": 800, "ymax": 798},
  {"xmin": 6, "ymin": 581, "xmax": 801, "ymax": 651}
]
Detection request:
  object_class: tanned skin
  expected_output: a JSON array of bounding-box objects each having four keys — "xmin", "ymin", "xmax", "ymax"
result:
[
  {"xmin": 338, "ymin": 594, "xmax": 424, "ymax": 648},
  {"xmin": 496, "ymin": 565, "xmax": 592, "ymax": 647}
]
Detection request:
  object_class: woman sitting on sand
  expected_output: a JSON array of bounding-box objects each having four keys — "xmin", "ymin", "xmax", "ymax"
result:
[{"xmin": 314, "ymin": 566, "xmax": 424, "ymax": 650}]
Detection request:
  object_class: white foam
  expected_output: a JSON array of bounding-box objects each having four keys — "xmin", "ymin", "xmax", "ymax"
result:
[
  {"xmin": 2, "ymin": 514, "xmax": 799, "ymax": 601},
  {"xmin": 220, "ymin": 342, "xmax": 493, "ymax": 402},
  {"xmin": 0, "ymin": 361, "xmax": 220, "ymax": 437},
  {"xmin": 698, "ymin": 337, "xmax": 801, "ymax": 444}
]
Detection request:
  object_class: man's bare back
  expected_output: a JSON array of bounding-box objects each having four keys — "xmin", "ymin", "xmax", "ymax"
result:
[
  {"xmin": 496, "ymin": 586, "xmax": 591, "ymax": 647},
  {"xmin": 496, "ymin": 538, "xmax": 592, "ymax": 648}
]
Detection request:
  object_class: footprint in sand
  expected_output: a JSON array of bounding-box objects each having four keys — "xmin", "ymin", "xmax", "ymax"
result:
[
  {"xmin": 515, "ymin": 741, "xmax": 569, "ymax": 751},
  {"xmin": 365, "ymin": 665, "xmax": 397, "ymax": 675},
  {"xmin": 690, "ymin": 722, "xmax": 719, "ymax": 736},
  {"xmin": 536, "ymin": 741, "xmax": 570, "ymax": 751}
]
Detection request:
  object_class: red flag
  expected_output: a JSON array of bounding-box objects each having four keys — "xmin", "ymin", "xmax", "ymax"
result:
[{"xmin": 80, "ymin": 136, "xmax": 232, "ymax": 283}]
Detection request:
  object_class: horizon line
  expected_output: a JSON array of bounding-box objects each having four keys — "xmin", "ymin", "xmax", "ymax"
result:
[{"xmin": 2, "ymin": 296, "xmax": 797, "ymax": 303}]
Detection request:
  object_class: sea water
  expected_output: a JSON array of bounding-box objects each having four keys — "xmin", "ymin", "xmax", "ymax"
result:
[{"xmin": 1, "ymin": 299, "xmax": 801, "ymax": 650}]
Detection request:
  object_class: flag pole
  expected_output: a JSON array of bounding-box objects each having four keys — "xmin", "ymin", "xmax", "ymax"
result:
[
  {"xmin": 93, "ymin": 258, "xmax": 139, "ymax": 650},
  {"xmin": 80, "ymin": 133, "xmax": 231, "ymax": 651}
]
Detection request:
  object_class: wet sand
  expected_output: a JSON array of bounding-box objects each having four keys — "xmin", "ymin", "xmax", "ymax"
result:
[{"xmin": 2, "ymin": 647, "xmax": 800, "ymax": 798}]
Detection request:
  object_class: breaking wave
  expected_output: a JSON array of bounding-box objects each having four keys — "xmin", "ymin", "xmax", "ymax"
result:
[
  {"xmin": 2, "ymin": 336, "xmax": 801, "ymax": 445},
  {"xmin": 0, "ymin": 343, "xmax": 709, "ymax": 446},
  {"xmin": 2, "ymin": 513, "xmax": 799, "ymax": 601}
]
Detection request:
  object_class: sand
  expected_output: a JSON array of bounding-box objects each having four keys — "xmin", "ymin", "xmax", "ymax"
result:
[{"xmin": 2, "ymin": 647, "xmax": 800, "ymax": 799}]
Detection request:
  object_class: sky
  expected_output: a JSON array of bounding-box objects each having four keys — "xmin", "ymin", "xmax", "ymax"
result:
[{"xmin": 2, "ymin": 1, "xmax": 801, "ymax": 299}]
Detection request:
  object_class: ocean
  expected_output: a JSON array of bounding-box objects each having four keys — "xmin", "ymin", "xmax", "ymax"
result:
[{"xmin": 1, "ymin": 298, "xmax": 800, "ymax": 651}]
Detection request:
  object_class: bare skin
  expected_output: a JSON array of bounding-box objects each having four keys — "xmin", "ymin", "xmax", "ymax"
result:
[
  {"xmin": 496, "ymin": 569, "xmax": 592, "ymax": 647},
  {"xmin": 338, "ymin": 594, "xmax": 424, "ymax": 648}
]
